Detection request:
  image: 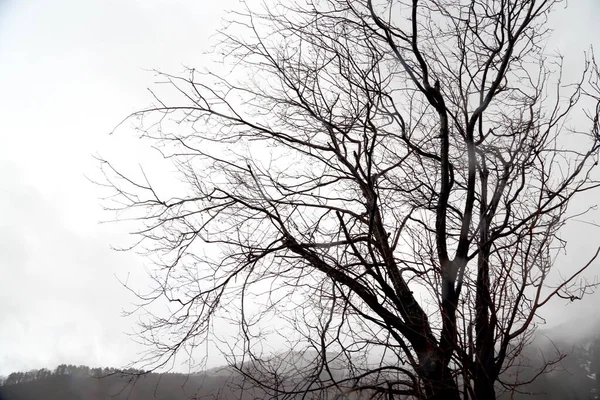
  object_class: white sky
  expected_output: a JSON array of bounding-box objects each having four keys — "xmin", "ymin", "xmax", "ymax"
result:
[{"xmin": 0, "ymin": 0, "xmax": 599, "ymax": 377}]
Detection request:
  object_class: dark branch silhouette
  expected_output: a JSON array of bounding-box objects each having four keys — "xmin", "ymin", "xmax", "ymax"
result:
[{"xmin": 99, "ymin": 1, "xmax": 600, "ymax": 398}]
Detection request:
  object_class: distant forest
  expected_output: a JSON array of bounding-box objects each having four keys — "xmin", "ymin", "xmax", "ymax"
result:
[
  {"xmin": 0, "ymin": 364, "xmax": 240, "ymax": 400},
  {"xmin": 1, "ymin": 330, "xmax": 600, "ymax": 400}
]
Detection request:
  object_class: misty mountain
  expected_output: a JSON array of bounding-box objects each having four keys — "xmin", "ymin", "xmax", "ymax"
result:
[
  {"xmin": 3, "ymin": 335, "xmax": 600, "ymax": 400},
  {"xmin": 0, "ymin": 351, "xmax": 347, "ymax": 400},
  {"xmin": 499, "ymin": 321, "xmax": 600, "ymax": 400},
  {"xmin": 0, "ymin": 364, "xmax": 246, "ymax": 400}
]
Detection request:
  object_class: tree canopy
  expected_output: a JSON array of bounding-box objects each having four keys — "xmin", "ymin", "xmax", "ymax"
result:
[{"xmin": 101, "ymin": 0, "xmax": 600, "ymax": 398}]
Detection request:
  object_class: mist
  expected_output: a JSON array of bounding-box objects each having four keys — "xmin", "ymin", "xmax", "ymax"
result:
[{"xmin": 1, "ymin": 0, "xmax": 600, "ymax": 399}]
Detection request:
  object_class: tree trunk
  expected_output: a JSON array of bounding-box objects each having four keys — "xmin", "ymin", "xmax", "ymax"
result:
[
  {"xmin": 474, "ymin": 375, "xmax": 495, "ymax": 400},
  {"xmin": 427, "ymin": 377, "xmax": 461, "ymax": 400},
  {"xmin": 420, "ymin": 359, "xmax": 461, "ymax": 400}
]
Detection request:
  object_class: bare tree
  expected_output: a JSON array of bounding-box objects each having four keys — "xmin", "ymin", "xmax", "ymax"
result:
[{"xmin": 100, "ymin": 0, "xmax": 600, "ymax": 399}]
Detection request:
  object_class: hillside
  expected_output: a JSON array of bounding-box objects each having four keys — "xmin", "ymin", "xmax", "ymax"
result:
[
  {"xmin": 499, "ymin": 323, "xmax": 600, "ymax": 400},
  {"xmin": 3, "ymin": 334, "xmax": 600, "ymax": 400},
  {"xmin": 0, "ymin": 365, "xmax": 245, "ymax": 400}
]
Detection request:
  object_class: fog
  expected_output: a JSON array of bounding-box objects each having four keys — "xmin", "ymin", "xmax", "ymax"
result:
[{"xmin": 0, "ymin": 0, "xmax": 599, "ymax": 381}]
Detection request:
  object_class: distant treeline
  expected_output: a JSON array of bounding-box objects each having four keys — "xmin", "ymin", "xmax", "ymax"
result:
[
  {"xmin": 0, "ymin": 364, "xmax": 148, "ymax": 386},
  {"xmin": 0, "ymin": 363, "xmax": 254, "ymax": 400}
]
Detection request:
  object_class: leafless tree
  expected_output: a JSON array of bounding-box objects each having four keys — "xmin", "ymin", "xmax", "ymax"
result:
[{"xmin": 100, "ymin": 0, "xmax": 600, "ymax": 398}]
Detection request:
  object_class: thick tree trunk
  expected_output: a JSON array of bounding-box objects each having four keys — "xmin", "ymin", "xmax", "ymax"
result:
[
  {"xmin": 474, "ymin": 374, "xmax": 496, "ymax": 399},
  {"xmin": 474, "ymin": 319, "xmax": 497, "ymax": 399},
  {"xmin": 427, "ymin": 377, "xmax": 461, "ymax": 400},
  {"xmin": 472, "ymin": 160, "xmax": 497, "ymax": 400},
  {"xmin": 419, "ymin": 357, "xmax": 461, "ymax": 400}
]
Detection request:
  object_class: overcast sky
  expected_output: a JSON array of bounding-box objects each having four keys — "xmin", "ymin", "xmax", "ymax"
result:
[{"xmin": 0, "ymin": 0, "xmax": 599, "ymax": 377}]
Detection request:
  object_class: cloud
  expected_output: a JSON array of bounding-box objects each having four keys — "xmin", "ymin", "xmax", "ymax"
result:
[{"xmin": 0, "ymin": 161, "xmax": 144, "ymax": 375}]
